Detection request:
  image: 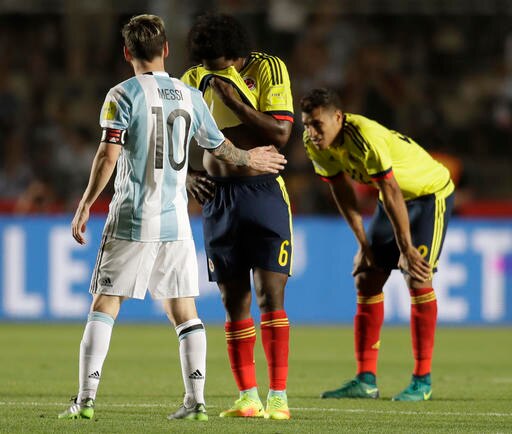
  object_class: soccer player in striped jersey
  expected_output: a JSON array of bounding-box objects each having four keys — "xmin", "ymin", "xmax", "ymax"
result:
[
  {"xmin": 58, "ymin": 14, "xmax": 285, "ymax": 422},
  {"xmin": 182, "ymin": 13, "xmax": 294, "ymax": 420},
  {"xmin": 300, "ymin": 88, "xmax": 455, "ymax": 401}
]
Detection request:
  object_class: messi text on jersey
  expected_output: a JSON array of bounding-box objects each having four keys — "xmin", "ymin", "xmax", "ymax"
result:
[{"xmin": 157, "ymin": 88, "xmax": 183, "ymax": 101}]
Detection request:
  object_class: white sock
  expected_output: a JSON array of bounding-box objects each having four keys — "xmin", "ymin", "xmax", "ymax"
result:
[
  {"xmin": 77, "ymin": 311, "xmax": 114, "ymax": 401},
  {"xmin": 175, "ymin": 318, "xmax": 206, "ymax": 407}
]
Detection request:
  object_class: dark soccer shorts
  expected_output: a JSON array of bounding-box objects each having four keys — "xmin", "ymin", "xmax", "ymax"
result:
[
  {"xmin": 202, "ymin": 174, "xmax": 293, "ymax": 282},
  {"xmin": 368, "ymin": 190, "xmax": 455, "ymax": 272}
]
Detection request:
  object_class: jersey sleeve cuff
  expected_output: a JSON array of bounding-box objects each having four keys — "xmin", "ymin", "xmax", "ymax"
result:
[
  {"xmin": 369, "ymin": 168, "xmax": 393, "ymax": 181},
  {"xmin": 266, "ymin": 111, "xmax": 294, "ymax": 123},
  {"xmin": 318, "ymin": 171, "xmax": 344, "ymax": 183},
  {"xmin": 201, "ymin": 137, "xmax": 225, "ymax": 150}
]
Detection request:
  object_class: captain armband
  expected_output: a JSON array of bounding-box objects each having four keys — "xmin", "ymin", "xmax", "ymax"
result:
[{"xmin": 101, "ymin": 128, "xmax": 126, "ymax": 145}]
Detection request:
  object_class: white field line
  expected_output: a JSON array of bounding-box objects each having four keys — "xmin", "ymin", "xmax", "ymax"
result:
[{"xmin": 0, "ymin": 401, "xmax": 511, "ymax": 418}]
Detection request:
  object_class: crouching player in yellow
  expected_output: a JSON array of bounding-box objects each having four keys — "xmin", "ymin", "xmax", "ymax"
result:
[{"xmin": 300, "ymin": 88, "xmax": 455, "ymax": 401}]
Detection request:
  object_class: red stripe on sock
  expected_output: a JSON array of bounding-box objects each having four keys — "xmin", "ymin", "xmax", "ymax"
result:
[
  {"xmin": 261, "ymin": 310, "xmax": 289, "ymax": 391},
  {"xmin": 410, "ymin": 287, "xmax": 437, "ymax": 376},
  {"xmin": 225, "ymin": 318, "xmax": 257, "ymax": 391},
  {"xmin": 355, "ymin": 293, "xmax": 384, "ymax": 375}
]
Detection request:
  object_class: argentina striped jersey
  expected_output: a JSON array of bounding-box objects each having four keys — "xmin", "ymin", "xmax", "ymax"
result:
[{"xmin": 99, "ymin": 71, "xmax": 224, "ymax": 241}]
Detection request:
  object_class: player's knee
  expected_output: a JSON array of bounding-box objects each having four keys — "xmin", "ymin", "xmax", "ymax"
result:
[
  {"xmin": 220, "ymin": 288, "xmax": 251, "ymax": 317},
  {"xmin": 162, "ymin": 297, "xmax": 198, "ymax": 326},
  {"xmin": 354, "ymin": 272, "xmax": 384, "ymax": 297},
  {"xmin": 255, "ymin": 289, "xmax": 284, "ymax": 312},
  {"xmin": 90, "ymin": 294, "xmax": 123, "ymax": 319},
  {"xmin": 406, "ymin": 275, "xmax": 433, "ymax": 290}
]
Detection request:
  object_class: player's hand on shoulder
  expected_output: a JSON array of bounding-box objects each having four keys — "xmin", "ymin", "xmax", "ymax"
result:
[
  {"xmin": 186, "ymin": 170, "xmax": 215, "ymax": 205},
  {"xmin": 398, "ymin": 247, "xmax": 431, "ymax": 282},
  {"xmin": 247, "ymin": 146, "xmax": 287, "ymax": 174}
]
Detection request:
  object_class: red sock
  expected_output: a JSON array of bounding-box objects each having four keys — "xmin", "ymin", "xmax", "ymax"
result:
[
  {"xmin": 354, "ymin": 292, "xmax": 384, "ymax": 375},
  {"xmin": 225, "ymin": 318, "xmax": 257, "ymax": 391},
  {"xmin": 410, "ymin": 287, "xmax": 437, "ymax": 376},
  {"xmin": 261, "ymin": 310, "xmax": 289, "ymax": 391}
]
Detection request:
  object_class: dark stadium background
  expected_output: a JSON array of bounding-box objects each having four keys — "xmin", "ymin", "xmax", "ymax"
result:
[{"xmin": 0, "ymin": 0, "xmax": 511, "ymax": 324}]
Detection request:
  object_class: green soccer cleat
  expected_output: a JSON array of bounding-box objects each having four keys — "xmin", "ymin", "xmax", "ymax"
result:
[
  {"xmin": 219, "ymin": 393, "xmax": 264, "ymax": 418},
  {"xmin": 321, "ymin": 375, "xmax": 379, "ymax": 399},
  {"xmin": 265, "ymin": 394, "xmax": 291, "ymax": 420},
  {"xmin": 392, "ymin": 374, "xmax": 432, "ymax": 401},
  {"xmin": 58, "ymin": 397, "xmax": 95, "ymax": 419},
  {"xmin": 167, "ymin": 403, "xmax": 208, "ymax": 421}
]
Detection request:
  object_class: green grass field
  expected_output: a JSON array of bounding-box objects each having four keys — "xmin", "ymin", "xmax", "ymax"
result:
[{"xmin": 1, "ymin": 324, "xmax": 511, "ymax": 433}]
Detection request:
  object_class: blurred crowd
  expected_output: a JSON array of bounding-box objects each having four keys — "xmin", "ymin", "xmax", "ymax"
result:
[{"xmin": 1, "ymin": 2, "xmax": 511, "ymax": 216}]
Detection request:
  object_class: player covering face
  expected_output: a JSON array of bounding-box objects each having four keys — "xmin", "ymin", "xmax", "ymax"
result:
[
  {"xmin": 58, "ymin": 14, "xmax": 285, "ymax": 423},
  {"xmin": 301, "ymin": 88, "xmax": 455, "ymax": 401},
  {"xmin": 182, "ymin": 13, "xmax": 294, "ymax": 420}
]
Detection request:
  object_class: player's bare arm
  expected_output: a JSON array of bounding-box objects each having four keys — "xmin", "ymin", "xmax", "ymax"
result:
[
  {"xmin": 209, "ymin": 139, "xmax": 286, "ymax": 173},
  {"xmin": 71, "ymin": 142, "xmax": 121, "ymax": 245},
  {"xmin": 329, "ymin": 173, "xmax": 376, "ymax": 275},
  {"xmin": 376, "ymin": 175, "xmax": 431, "ymax": 282},
  {"xmin": 210, "ymin": 77, "xmax": 292, "ymax": 148}
]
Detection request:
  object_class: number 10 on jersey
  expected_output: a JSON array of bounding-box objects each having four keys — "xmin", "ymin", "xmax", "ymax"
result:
[{"xmin": 152, "ymin": 106, "xmax": 190, "ymax": 170}]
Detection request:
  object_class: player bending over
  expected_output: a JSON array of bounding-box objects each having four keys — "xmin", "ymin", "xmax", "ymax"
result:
[{"xmin": 301, "ymin": 88, "xmax": 454, "ymax": 401}]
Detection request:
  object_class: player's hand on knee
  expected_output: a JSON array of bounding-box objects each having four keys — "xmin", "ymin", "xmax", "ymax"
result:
[
  {"xmin": 186, "ymin": 171, "xmax": 215, "ymax": 205},
  {"xmin": 398, "ymin": 247, "xmax": 431, "ymax": 282},
  {"xmin": 352, "ymin": 245, "xmax": 376, "ymax": 276}
]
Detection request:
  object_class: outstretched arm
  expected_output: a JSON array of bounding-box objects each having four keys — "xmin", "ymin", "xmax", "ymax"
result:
[
  {"xmin": 71, "ymin": 142, "xmax": 121, "ymax": 245},
  {"xmin": 208, "ymin": 139, "xmax": 286, "ymax": 173},
  {"xmin": 376, "ymin": 175, "xmax": 431, "ymax": 281}
]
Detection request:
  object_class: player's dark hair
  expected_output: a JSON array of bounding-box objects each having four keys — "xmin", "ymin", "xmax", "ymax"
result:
[
  {"xmin": 300, "ymin": 88, "xmax": 342, "ymax": 113},
  {"xmin": 187, "ymin": 13, "xmax": 251, "ymax": 63},
  {"xmin": 122, "ymin": 14, "xmax": 167, "ymax": 62}
]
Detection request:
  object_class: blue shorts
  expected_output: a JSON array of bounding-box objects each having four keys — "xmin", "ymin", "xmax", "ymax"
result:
[
  {"xmin": 202, "ymin": 174, "xmax": 293, "ymax": 282},
  {"xmin": 368, "ymin": 190, "xmax": 455, "ymax": 272}
]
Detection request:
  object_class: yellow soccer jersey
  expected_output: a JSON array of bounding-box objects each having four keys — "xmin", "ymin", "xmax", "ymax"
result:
[
  {"xmin": 304, "ymin": 113, "xmax": 454, "ymax": 201},
  {"xmin": 181, "ymin": 52, "xmax": 294, "ymax": 129}
]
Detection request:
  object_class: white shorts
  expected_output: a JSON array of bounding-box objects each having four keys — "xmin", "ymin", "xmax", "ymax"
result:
[{"xmin": 89, "ymin": 236, "xmax": 199, "ymax": 300}]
